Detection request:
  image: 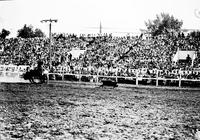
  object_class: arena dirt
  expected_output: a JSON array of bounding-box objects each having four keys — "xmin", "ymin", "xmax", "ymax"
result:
[{"xmin": 0, "ymin": 83, "xmax": 200, "ymax": 140}]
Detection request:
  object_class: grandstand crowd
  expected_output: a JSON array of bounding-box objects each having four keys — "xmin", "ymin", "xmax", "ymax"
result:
[{"xmin": 0, "ymin": 32, "xmax": 200, "ymax": 79}]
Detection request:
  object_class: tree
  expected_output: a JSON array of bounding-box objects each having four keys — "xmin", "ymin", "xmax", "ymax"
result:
[
  {"xmin": 145, "ymin": 13, "xmax": 183, "ymax": 36},
  {"xmin": 189, "ymin": 31, "xmax": 200, "ymax": 39},
  {"xmin": 34, "ymin": 28, "xmax": 45, "ymax": 38},
  {"xmin": 17, "ymin": 24, "xmax": 45, "ymax": 38},
  {"xmin": 0, "ymin": 29, "xmax": 10, "ymax": 39},
  {"xmin": 17, "ymin": 24, "xmax": 35, "ymax": 38}
]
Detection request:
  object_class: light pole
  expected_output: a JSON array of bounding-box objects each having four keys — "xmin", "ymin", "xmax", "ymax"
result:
[{"xmin": 41, "ymin": 19, "xmax": 57, "ymax": 69}]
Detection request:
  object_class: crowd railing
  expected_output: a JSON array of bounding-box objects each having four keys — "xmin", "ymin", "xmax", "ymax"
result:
[{"xmin": 0, "ymin": 64, "xmax": 200, "ymax": 88}]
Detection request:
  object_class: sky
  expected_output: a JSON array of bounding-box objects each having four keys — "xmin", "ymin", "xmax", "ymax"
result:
[{"xmin": 0, "ymin": 0, "xmax": 200, "ymax": 37}]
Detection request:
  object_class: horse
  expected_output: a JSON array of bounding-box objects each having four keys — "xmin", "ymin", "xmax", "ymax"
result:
[{"xmin": 23, "ymin": 69, "xmax": 47, "ymax": 84}]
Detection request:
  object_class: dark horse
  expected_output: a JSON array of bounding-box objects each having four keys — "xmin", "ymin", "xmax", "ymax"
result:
[
  {"xmin": 23, "ymin": 69, "xmax": 47, "ymax": 83},
  {"xmin": 23, "ymin": 61, "xmax": 47, "ymax": 83}
]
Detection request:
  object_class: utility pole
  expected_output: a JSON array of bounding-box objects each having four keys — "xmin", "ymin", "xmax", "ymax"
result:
[{"xmin": 41, "ymin": 19, "xmax": 57, "ymax": 69}]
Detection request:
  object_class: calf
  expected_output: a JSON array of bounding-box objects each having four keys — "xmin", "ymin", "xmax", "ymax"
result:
[{"xmin": 100, "ymin": 80, "xmax": 118, "ymax": 88}]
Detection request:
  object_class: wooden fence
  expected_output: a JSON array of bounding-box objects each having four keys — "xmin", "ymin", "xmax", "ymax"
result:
[{"xmin": 47, "ymin": 72, "xmax": 200, "ymax": 88}]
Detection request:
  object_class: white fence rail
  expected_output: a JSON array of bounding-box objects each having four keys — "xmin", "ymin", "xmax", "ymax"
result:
[{"xmin": 47, "ymin": 72, "xmax": 200, "ymax": 88}]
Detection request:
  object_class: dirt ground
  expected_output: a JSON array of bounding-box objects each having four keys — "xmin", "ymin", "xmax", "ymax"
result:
[{"xmin": 0, "ymin": 83, "xmax": 200, "ymax": 140}]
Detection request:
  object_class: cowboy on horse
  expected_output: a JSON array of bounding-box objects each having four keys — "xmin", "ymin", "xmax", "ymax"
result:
[
  {"xmin": 23, "ymin": 60, "xmax": 47, "ymax": 83},
  {"xmin": 35, "ymin": 60, "xmax": 44, "ymax": 77}
]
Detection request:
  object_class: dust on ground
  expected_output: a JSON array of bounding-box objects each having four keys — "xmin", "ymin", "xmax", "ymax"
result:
[{"xmin": 0, "ymin": 83, "xmax": 200, "ymax": 140}]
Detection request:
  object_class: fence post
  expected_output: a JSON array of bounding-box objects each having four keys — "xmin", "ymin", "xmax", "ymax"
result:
[
  {"xmin": 136, "ymin": 70, "xmax": 138, "ymax": 86},
  {"xmin": 179, "ymin": 73, "xmax": 181, "ymax": 88},
  {"xmin": 96, "ymin": 75, "xmax": 99, "ymax": 83},
  {"xmin": 62, "ymin": 67, "xmax": 64, "ymax": 81},
  {"xmin": 47, "ymin": 73, "xmax": 49, "ymax": 84},
  {"xmin": 156, "ymin": 69, "xmax": 159, "ymax": 87},
  {"xmin": 62, "ymin": 73, "xmax": 64, "ymax": 81},
  {"xmin": 116, "ymin": 71, "xmax": 118, "ymax": 83},
  {"xmin": 79, "ymin": 68, "xmax": 81, "ymax": 82},
  {"xmin": 97, "ymin": 69, "xmax": 99, "ymax": 83}
]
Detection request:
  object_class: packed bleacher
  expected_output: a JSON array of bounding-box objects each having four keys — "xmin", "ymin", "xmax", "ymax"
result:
[{"xmin": 0, "ymin": 32, "xmax": 200, "ymax": 81}]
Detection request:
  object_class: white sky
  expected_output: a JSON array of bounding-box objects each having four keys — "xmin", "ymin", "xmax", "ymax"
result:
[{"xmin": 0, "ymin": 0, "xmax": 200, "ymax": 37}]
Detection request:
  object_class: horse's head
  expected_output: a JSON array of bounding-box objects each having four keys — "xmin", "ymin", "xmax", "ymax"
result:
[{"xmin": 22, "ymin": 71, "xmax": 30, "ymax": 80}]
